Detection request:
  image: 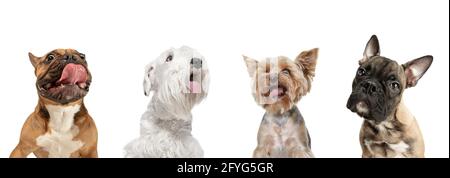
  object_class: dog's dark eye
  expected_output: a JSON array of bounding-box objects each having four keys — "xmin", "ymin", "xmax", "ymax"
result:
[
  {"xmin": 79, "ymin": 53, "xmax": 85, "ymax": 60},
  {"xmin": 357, "ymin": 68, "xmax": 366, "ymax": 76},
  {"xmin": 165, "ymin": 55, "xmax": 173, "ymax": 62},
  {"xmin": 281, "ymin": 69, "xmax": 290, "ymax": 75},
  {"xmin": 46, "ymin": 54, "xmax": 55, "ymax": 62}
]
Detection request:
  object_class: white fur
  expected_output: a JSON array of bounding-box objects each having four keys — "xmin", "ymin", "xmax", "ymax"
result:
[
  {"xmin": 356, "ymin": 101, "xmax": 369, "ymax": 114},
  {"xmin": 388, "ymin": 141, "xmax": 410, "ymax": 157},
  {"xmin": 364, "ymin": 138, "xmax": 410, "ymax": 158},
  {"xmin": 410, "ymin": 67, "xmax": 418, "ymax": 79},
  {"xmin": 124, "ymin": 46, "xmax": 209, "ymax": 158},
  {"xmin": 363, "ymin": 139, "xmax": 383, "ymax": 157},
  {"xmin": 36, "ymin": 104, "xmax": 84, "ymax": 158}
]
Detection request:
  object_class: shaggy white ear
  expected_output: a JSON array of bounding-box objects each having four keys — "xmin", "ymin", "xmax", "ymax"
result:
[
  {"xmin": 243, "ymin": 55, "xmax": 258, "ymax": 77},
  {"xmin": 403, "ymin": 55, "xmax": 433, "ymax": 88},
  {"xmin": 143, "ymin": 64, "xmax": 155, "ymax": 96},
  {"xmin": 360, "ymin": 35, "xmax": 380, "ymax": 64}
]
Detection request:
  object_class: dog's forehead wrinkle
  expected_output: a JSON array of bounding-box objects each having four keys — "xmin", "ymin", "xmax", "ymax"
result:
[
  {"xmin": 53, "ymin": 49, "xmax": 65, "ymax": 55},
  {"xmin": 46, "ymin": 49, "xmax": 80, "ymax": 58},
  {"xmin": 367, "ymin": 57, "xmax": 401, "ymax": 79}
]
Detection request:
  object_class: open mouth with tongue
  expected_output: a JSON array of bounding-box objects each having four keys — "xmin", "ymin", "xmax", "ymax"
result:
[
  {"xmin": 188, "ymin": 73, "xmax": 202, "ymax": 93},
  {"xmin": 38, "ymin": 63, "xmax": 90, "ymax": 104},
  {"xmin": 262, "ymin": 85, "xmax": 287, "ymax": 99}
]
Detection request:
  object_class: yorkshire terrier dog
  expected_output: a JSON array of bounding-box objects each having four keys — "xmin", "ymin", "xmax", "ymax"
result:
[{"xmin": 243, "ymin": 48, "xmax": 318, "ymax": 158}]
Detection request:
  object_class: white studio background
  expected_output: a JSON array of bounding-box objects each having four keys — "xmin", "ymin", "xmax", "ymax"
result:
[{"xmin": 0, "ymin": 0, "xmax": 448, "ymax": 158}]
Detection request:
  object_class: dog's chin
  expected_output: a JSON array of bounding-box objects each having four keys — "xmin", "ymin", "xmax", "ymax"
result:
[
  {"xmin": 347, "ymin": 99, "xmax": 387, "ymax": 122},
  {"xmin": 183, "ymin": 76, "xmax": 208, "ymax": 106},
  {"xmin": 354, "ymin": 101, "xmax": 370, "ymax": 118},
  {"xmin": 187, "ymin": 72, "xmax": 208, "ymax": 94},
  {"xmin": 263, "ymin": 99, "xmax": 293, "ymax": 114},
  {"xmin": 38, "ymin": 83, "xmax": 89, "ymax": 104},
  {"xmin": 259, "ymin": 86, "xmax": 293, "ymax": 114}
]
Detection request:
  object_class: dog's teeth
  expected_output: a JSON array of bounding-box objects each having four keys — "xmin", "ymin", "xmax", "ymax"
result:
[{"xmin": 78, "ymin": 83, "xmax": 87, "ymax": 89}]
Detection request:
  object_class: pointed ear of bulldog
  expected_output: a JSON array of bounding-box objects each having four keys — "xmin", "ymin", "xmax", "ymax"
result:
[
  {"xmin": 243, "ymin": 55, "xmax": 258, "ymax": 77},
  {"xmin": 143, "ymin": 64, "xmax": 155, "ymax": 96},
  {"xmin": 295, "ymin": 48, "xmax": 319, "ymax": 78},
  {"xmin": 403, "ymin": 55, "xmax": 433, "ymax": 88},
  {"xmin": 360, "ymin": 35, "xmax": 380, "ymax": 65},
  {"xmin": 28, "ymin": 52, "xmax": 39, "ymax": 68}
]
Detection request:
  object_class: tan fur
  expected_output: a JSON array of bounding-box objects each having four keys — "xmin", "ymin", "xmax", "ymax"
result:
[
  {"xmin": 244, "ymin": 48, "xmax": 318, "ymax": 158},
  {"xmin": 352, "ymin": 35, "xmax": 431, "ymax": 158},
  {"xmin": 360, "ymin": 100, "xmax": 424, "ymax": 158},
  {"xmin": 10, "ymin": 49, "xmax": 97, "ymax": 158},
  {"xmin": 244, "ymin": 49, "xmax": 318, "ymax": 114}
]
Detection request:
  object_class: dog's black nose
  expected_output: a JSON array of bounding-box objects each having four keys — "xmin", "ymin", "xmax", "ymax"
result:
[
  {"xmin": 361, "ymin": 81, "xmax": 379, "ymax": 95},
  {"xmin": 190, "ymin": 58, "xmax": 202, "ymax": 69},
  {"xmin": 63, "ymin": 54, "xmax": 76, "ymax": 62}
]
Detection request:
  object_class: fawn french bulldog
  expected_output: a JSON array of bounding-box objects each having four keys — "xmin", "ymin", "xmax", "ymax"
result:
[{"xmin": 10, "ymin": 49, "xmax": 97, "ymax": 158}]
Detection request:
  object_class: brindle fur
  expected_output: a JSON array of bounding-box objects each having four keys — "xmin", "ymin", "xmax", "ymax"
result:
[{"xmin": 347, "ymin": 35, "xmax": 432, "ymax": 158}]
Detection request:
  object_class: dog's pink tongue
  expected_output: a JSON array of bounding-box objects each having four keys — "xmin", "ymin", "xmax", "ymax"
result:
[
  {"xmin": 189, "ymin": 81, "xmax": 201, "ymax": 93},
  {"xmin": 57, "ymin": 64, "xmax": 87, "ymax": 85},
  {"xmin": 269, "ymin": 88, "xmax": 282, "ymax": 97}
]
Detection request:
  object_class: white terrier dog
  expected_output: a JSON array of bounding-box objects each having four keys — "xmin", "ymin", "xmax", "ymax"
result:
[{"xmin": 124, "ymin": 46, "xmax": 209, "ymax": 158}]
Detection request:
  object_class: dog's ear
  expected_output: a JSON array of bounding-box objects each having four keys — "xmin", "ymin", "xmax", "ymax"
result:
[
  {"xmin": 295, "ymin": 48, "xmax": 318, "ymax": 78},
  {"xmin": 360, "ymin": 35, "xmax": 380, "ymax": 64},
  {"xmin": 28, "ymin": 52, "xmax": 39, "ymax": 68},
  {"xmin": 243, "ymin": 55, "xmax": 258, "ymax": 77},
  {"xmin": 143, "ymin": 63, "xmax": 155, "ymax": 96},
  {"xmin": 403, "ymin": 55, "xmax": 433, "ymax": 88}
]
